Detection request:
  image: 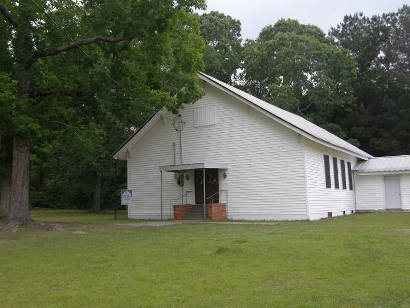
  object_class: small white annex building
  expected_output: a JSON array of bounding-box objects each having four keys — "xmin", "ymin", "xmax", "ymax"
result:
[
  {"xmin": 113, "ymin": 72, "xmax": 408, "ymax": 221},
  {"xmin": 355, "ymin": 156, "xmax": 410, "ymax": 211}
]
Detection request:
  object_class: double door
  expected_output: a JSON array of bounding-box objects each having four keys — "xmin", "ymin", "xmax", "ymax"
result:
[{"xmin": 194, "ymin": 169, "xmax": 219, "ymax": 204}]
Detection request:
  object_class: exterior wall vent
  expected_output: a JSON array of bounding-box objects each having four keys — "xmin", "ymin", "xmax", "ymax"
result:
[{"xmin": 193, "ymin": 106, "xmax": 216, "ymax": 127}]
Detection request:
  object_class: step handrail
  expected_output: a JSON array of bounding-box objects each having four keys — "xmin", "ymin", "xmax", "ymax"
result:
[
  {"xmin": 169, "ymin": 191, "xmax": 192, "ymax": 219},
  {"xmin": 206, "ymin": 189, "xmax": 228, "ymax": 204},
  {"xmin": 206, "ymin": 192, "xmax": 218, "ymax": 205},
  {"xmin": 170, "ymin": 190, "xmax": 192, "ymax": 205}
]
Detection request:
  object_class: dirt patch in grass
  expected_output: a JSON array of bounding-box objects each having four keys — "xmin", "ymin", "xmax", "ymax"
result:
[
  {"xmin": 72, "ymin": 231, "xmax": 87, "ymax": 235},
  {"xmin": 397, "ymin": 229, "xmax": 410, "ymax": 234},
  {"xmin": 0, "ymin": 221, "xmax": 64, "ymax": 233}
]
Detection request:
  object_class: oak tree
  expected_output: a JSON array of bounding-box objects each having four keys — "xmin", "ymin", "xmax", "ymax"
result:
[{"xmin": 0, "ymin": 0, "xmax": 205, "ymax": 223}]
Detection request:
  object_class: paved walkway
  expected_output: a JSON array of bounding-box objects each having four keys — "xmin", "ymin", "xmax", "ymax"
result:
[
  {"xmin": 202, "ymin": 221, "xmax": 278, "ymax": 225},
  {"xmin": 114, "ymin": 221, "xmax": 183, "ymax": 227},
  {"xmin": 114, "ymin": 220, "xmax": 278, "ymax": 227}
]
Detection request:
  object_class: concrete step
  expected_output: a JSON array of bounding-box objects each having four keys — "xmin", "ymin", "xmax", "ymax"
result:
[
  {"xmin": 182, "ymin": 214, "xmax": 203, "ymax": 220},
  {"xmin": 182, "ymin": 205, "xmax": 204, "ymax": 220}
]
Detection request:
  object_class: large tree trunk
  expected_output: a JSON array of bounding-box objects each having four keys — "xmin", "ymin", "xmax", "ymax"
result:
[
  {"xmin": 7, "ymin": 136, "xmax": 32, "ymax": 224},
  {"xmin": 0, "ymin": 176, "xmax": 11, "ymax": 218},
  {"xmin": 0, "ymin": 136, "xmax": 12, "ymax": 219},
  {"xmin": 7, "ymin": 10, "xmax": 34, "ymax": 225},
  {"xmin": 92, "ymin": 173, "xmax": 102, "ymax": 213}
]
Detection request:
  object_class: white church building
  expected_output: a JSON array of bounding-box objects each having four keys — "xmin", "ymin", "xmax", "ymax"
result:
[{"xmin": 113, "ymin": 73, "xmax": 410, "ymax": 221}]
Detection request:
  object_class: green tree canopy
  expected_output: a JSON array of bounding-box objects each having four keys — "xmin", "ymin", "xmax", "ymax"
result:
[
  {"xmin": 242, "ymin": 19, "xmax": 357, "ymax": 140},
  {"xmin": 199, "ymin": 11, "xmax": 242, "ymax": 83},
  {"xmin": 0, "ymin": 0, "xmax": 205, "ymax": 223},
  {"xmin": 330, "ymin": 5, "xmax": 410, "ymax": 155}
]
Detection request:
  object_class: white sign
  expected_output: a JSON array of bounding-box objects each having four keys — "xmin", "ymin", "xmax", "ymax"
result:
[{"xmin": 121, "ymin": 189, "xmax": 132, "ymax": 205}]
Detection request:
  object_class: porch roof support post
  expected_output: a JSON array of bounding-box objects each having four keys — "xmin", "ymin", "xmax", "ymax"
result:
[
  {"xmin": 181, "ymin": 171, "xmax": 184, "ymax": 206},
  {"xmin": 203, "ymin": 168, "xmax": 206, "ymax": 221},
  {"xmin": 160, "ymin": 171, "xmax": 163, "ymax": 221}
]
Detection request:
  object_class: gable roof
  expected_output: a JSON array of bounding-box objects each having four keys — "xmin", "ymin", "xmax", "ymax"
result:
[
  {"xmin": 356, "ymin": 155, "xmax": 410, "ymax": 174},
  {"xmin": 113, "ymin": 72, "xmax": 373, "ymax": 160},
  {"xmin": 198, "ymin": 72, "xmax": 372, "ymax": 160}
]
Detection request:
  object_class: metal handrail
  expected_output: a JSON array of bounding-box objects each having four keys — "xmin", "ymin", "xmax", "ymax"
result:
[
  {"xmin": 206, "ymin": 191, "xmax": 219, "ymax": 203},
  {"xmin": 169, "ymin": 191, "xmax": 192, "ymax": 219},
  {"xmin": 206, "ymin": 189, "xmax": 229, "ymax": 204},
  {"xmin": 219, "ymin": 189, "xmax": 228, "ymax": 204},
  {"xmin": 167, "ymin": 189, "xmax": 228, "ymax": 219},
  {"xmin": 170, "ymin": 190, "xmax": 192, "ymax": 205}
]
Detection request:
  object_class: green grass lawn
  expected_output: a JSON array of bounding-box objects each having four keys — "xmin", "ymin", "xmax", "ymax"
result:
[
  {"xmin": 30, "ymin": 208, "xmax": 130, "ymax": 224},
  {"xmin": 1, "ymin": 210, "xmax": 410, "ymax": 307}
]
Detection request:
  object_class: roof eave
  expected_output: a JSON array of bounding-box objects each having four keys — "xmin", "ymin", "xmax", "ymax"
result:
[{"xmin": 357, "ymin": 170, "xmax": 410, "ymax": 175}]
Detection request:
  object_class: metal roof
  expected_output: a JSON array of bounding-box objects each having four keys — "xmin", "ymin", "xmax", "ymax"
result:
[
  {"xmin": 198, "ymin": 72, "xmax": 373, "ymax": 159},
  {"xmin": 356, "ymin": 155, "xmax": 410, "ymax": 174},
  {"xmin": 159, "ymin": 163, "xmax": 228, "ymax": 172}
]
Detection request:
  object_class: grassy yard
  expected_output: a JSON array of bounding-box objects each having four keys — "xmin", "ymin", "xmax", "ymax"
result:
[{"xmin": 1, "ymin": 210, "xmax": 410, "ymax": 307}]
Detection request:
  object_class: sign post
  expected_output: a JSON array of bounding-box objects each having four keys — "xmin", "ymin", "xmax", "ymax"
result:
[{"xmin": 120, "ymin": 189, "xmax": 132, "ymax": 220}]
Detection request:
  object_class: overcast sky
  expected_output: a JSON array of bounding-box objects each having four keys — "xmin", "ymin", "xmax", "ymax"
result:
[{"xmin": 200, "ymin": 0, "xmax": 407, "ymax": 39}]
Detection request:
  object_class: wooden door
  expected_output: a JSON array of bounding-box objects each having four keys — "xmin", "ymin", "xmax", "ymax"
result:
[{"xmin": 195, "ymin": 169, "xmax": 219, "ymax": 204}]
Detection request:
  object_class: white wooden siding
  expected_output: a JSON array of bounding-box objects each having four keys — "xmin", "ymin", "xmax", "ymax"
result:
[
  {"xmin": 304, "ymin": 140, "xmax": 357, "ymax": 220},
  {"xmin": 400, "ymin": 175, "xmax": 410, "ymax": 210},
  {"xmin": 355, "ymin": 175, "xmax": 386, "ymax": 210},
  {"xmin": 127, "ymin": 82, "xmax": 308, "ymax": 220},
  {"xmin": 355, "ymin": 173, "xmax": 410, "ymax": 211}
]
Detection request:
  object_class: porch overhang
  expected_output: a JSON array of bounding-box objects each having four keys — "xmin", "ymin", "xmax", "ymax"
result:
[{"xmin": 159, "ymin": 163, "xmax": 228, "ymax": 172}]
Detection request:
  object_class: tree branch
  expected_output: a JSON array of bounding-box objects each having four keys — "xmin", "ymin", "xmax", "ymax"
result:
[
  {"xmin": 26, "ymin": 35, "xmax": 135, "ymax": 68},
  {"xmin": 0, "ymin": 2, "xmax": 18, "ymax": 28},
  {"xmin": 50, "ymin": 121, "xmax": 84, "ymax": 141}
]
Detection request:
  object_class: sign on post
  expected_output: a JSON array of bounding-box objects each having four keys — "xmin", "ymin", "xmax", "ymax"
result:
[{"xmin": 121, "ymin": 189, "xmax": 132, "ymax": 205}]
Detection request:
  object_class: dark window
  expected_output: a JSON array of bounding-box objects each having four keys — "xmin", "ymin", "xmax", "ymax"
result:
[
  {"xmin": 333, "ymin": 157, "xmax": 339, "ymax": 189},
  {"xmin": 324, "ymin": 155, "xmax": 331, "ymax": 188},
  {"xmin": 347, "ymin": 162, "xmax": 353, "ymax": 190},
  {"xmin": 340, "ymin": 160, "xmax": 347, "ymax": 189}
]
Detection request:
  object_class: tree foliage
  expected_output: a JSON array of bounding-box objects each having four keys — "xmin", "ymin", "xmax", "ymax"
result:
[
  {"xmin": 242, "ymin": 19, "xmax": 357, "ymax": 140},
  {"xmin": 330, "ymin": 5, "xmax": 410, "ymax": 155},
  {"xmin": 199, "ymin": 11, "xmax": 242, "ymax": 83},
  {"xmin": 0, "ymin": 0, "xmax": 205, "ymax": 221}
]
